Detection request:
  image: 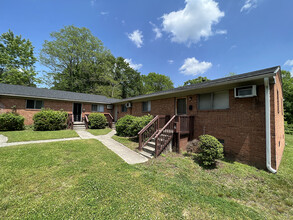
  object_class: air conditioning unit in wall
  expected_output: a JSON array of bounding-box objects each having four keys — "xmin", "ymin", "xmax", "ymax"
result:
[
  {"xmin": 107, "ymin": 105, "xmax": 113, "ymax": 110},
  {"xmin": 125, "ymin": 102, "xmax": 132, "ymax": 108},
  {"xmin": 234, "ymin": 85, "xmax": 257, "ymax": 98}
]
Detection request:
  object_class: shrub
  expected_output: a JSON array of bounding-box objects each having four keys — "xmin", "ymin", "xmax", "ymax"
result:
[
  {"xmin": 198, "ymin": 135, "xmax": 224, "ymax": 166},
  {"xmin": 0, "ymin": 112, "xmax": 24, "ymax": 131},
  {"xmin": 186, "ymin": 139, "xmax": 201, "ymax": 153},
  {"xmin": 33, "ymin": 109, "xmax": 68, "ymax": 131},
  {"xmin": 88, "ymin": 113, "xmax": 107, "ymax": 129},
  {"xmin": 116, "ymin": 114, "xmax": 153, "ymax": 137},
  {"xmin": 116, "ymin": 115, "xmax": 136, "ymax": 137},
  {"xmin": 285, "ymin": 121, "xmax": 293, "ymax": 135}
]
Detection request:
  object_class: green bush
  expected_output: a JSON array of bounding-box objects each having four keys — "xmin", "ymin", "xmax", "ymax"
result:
[
  {"xmin": 88, "ymin": 113, "xmax": 107, "ymax": 129},
  {"xmin": 198, "ymin": 135, "xmax": 224, "ymax": 166},
  {"xmin": 285, "ymin": 121, "xmax": 293, "ymax": 135},
  {"xmin": 116, "ymin": 115, "xmax": 136, "ymax": 137},
  {"xmin": 33, "ymin": 109, "xmax": 68, "ymax": 131},
  {"xmin": 0, "ymin": 112, "xmax": 24, "ymax": 131},
  {"xmin": 116, "ymin": 114, "xmax": 153, "ymax": 137}
]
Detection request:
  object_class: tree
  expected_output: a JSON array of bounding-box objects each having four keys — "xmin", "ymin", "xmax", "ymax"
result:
[
  {"xmin": 282, "ymin": 70, "xmax": 293, "ymax": 124},
  {"xmin": 40, "ymin": 25, "xmax": 113, "ymax": 94},
  {"xmin": 183, "ymin": 76, "xmax": 210, "ymax": 86},
  {"xmin": 40, "ymin": 25, "xmax": 143, "ymax": 99},
  {"xmin": 0, "ymin": 30, "xmax": 38, "ymax": 86},
  {"xmin": 142, "ymin": 72, "xmax": 174, "ymax": 94}
]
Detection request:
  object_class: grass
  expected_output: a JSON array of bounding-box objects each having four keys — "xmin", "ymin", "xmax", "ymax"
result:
[
  {"xmin": 0, "ymin": 136, "xmax": 292, "ymax": 219},
  {"xmin": 0, "ymin": 129, "xmax": 79, "ymax": 142},
  {"xmin": 112, "ymin": 135, "xmax": 138, "ymax": 151},
  {"xmin": 87, "ymin": 127, "xmax": 112, "ymax": 136}
]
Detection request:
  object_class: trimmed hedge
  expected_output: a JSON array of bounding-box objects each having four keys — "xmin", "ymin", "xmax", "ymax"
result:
[
  {"xmin": 116, "ymin": 114, "xmax": 153, "ymax": 137},
  {"xmin": 88, "ymin": 113, "xmax": 107, "ymax": 129},
  {"xmin": 0, "ymin": 113, "xmax": 24, "ymax": 131},
  {"xmin": 198, "ymin": 135, "xmax": 224, "ymax": 166},
  {"xmin": 33, "ymin": 109, "xmax": 68, "ymax": 131}
]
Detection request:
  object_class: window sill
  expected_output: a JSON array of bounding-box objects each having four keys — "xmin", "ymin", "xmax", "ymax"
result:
[{"xmin": 197, "ymin": 108, "xmax": 230, "ymax": 112}]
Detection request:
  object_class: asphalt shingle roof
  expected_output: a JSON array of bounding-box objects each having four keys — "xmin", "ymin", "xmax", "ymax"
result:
[
  {"xmin": 113, "ymin": 66, "xmax": 280, "ymax": 103},
  {"xmin": 0, "ymin": 83, "xmax": 120, "ymax": 104},
  {"xmin": 0, "ymin": 66, "xmax": 280, "ymax": 104}
]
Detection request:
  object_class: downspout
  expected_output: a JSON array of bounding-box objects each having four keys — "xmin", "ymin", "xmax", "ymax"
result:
[{"xmin": 264, "ymin": 77, "xmax": 277, "ymax": 174}]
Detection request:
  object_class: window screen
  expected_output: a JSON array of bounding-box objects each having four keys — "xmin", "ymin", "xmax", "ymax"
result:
[
  {"xmin": 213, "ymin": 91, "xmax": 229, "ymax": 109},
  {"xmin": 26, "ymin": 100, "xmax": 43, "ymax": 109},
  {"xmin": 26, "ymin": 100, "xmax": 35, "ymax": 109},
  {"xmin": 92, "ymin": 104, "xmax": 104, "ymax": 112},
  {"xmin": 198, "ymin": 91, "xmax": 229, "ymax": 110},
  {"xmin": 198, "ymin": 93, "xmax": 212, "ymax": 110},
  {"xmin": 142, "ymin": 101, "xmax": 151, "ymax": 112}
]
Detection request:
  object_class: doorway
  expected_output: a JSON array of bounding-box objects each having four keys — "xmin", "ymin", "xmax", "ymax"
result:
[
  {"xmin": 73, "ymin": 103, "xmax": 82, "ymax": 121},
  {"xmin": 176, "ymin": 98, "xmax": 187, "ymax": 115}
]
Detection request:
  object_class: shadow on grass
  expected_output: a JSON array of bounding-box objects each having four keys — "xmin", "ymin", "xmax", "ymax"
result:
[{"xmin": 183, "ymin": 152, "xmax": 221, "ymax": 170}]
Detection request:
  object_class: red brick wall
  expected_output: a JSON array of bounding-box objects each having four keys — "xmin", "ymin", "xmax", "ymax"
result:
[
  {"xmin": 117, "ymin": 98, "xmax": 175, "ymax": 119},
  {"xmin": 272, "ymin": 71, "xmax": 285, "ymax": 170},
  {"xmin": 0, "ymin": 96, "xmax": 112, "ymax": 125}
]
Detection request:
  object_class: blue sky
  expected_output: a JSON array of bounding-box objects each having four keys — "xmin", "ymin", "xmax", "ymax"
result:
[{"xmin": 1, "ymin": 0, "xmax": 293, "ymax": 87}]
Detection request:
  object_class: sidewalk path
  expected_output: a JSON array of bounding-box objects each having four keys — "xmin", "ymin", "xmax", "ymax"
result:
[
  {"xmin": 94, "ymin": 130, "xmax": 148, "ymax": 165},
  {"xmin": 0, "ymin": 130, "xmax": 148, "ymax": 165}
]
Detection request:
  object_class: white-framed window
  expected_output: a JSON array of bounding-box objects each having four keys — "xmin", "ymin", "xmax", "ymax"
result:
[
  {"xmin": 26, "ymin": 100, "xmax": 43, "ymax": 109},
  {"xmin": 198, "ymin": 91, "xmax": 229, "ymax": 110},
  {"xmin": 142, "ymin": 101, "xmax": 151, "ymax": 112},
  {"xmin": 92, "ymin": 104, "xmax": 104, "ymax": 112}
]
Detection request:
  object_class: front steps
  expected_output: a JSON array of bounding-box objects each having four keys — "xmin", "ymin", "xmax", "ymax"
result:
[
  {"xmin": 73, "ymin": 121, "xmax": 86, "ymax": 130},
  {"xmin": 139, "ymin": 134, "xmax": 173, "ymax": 159}
]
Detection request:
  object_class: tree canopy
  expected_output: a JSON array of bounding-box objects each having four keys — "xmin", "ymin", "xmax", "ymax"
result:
[
  {"xmin": 142, "ymin": 72, "xmax": 174, "ymax": 94},
  {"xmin": 282, "ymin": 70, "xmax": 293, "ymax": 124},
  {"xmin": 183, "ymin": 76, "xmax": 210, "ymax": 86},
  {"xmin": 0, "ymin": 30, "xmax": 38, "ymax": 86},
  {"xmin": 40, "ymin": 25, "xmax": 143, "ymax": 99}
]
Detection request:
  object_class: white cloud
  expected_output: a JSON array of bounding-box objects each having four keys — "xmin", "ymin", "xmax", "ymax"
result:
[
  {"xmin": 100, "ymin": 11, "xmax": 109, "ymax": 15},
  {"xmin": 127, "ymin": 30, "xmax": 143, "ymax": 48},
  {"xmin": 179, "ymin": 57, "xmax": 212, "ymax": 75},
  {"xmin": 168, "ymin": 60, "xmax": 174, "ymax": 64},
  {"xmin": 125, "ymin": 58, "xmax": 143, "ymax": 70},
  {"xmin": 215, "ymin": 29, "xmax": 227, "ymax": 35},
  {"xmin": 241, "ymin": 0, "xmax": 258, "ymax": 12},
  {"xmin": 149, "ymin": 22, "xmax": 162, "ymax": 39},
  {"xmin": 284, "ymin": 60, "xmax": 293, "ymax": 66},
  {"xmin": 162, "ymin": 0, "xmax": 224, "ymax": 45}
]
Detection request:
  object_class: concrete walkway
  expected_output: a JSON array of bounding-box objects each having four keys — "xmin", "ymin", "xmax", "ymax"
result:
[
  {"xmin": 94, "ymin": 130, "xmax": 148, "ymax": 164},
  {"xmin": 0, "ymin": 130, "xmax": 148, "ymax": 165}
]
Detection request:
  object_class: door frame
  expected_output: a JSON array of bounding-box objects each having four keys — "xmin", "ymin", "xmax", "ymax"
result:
[
  {"xmin": 175, "ymin": 97, "xmax": 187, "ymax": 115},
  {"xmin": 72, "ymin": 103, "xmax": 83, "ymax": 122}
]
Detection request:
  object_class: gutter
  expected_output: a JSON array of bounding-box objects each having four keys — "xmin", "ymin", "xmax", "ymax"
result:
[{"xmin": 264, "ymin": 77, "xmax": 277, "ymax": 174}]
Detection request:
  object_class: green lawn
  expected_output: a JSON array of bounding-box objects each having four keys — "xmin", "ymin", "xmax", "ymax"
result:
[
  {"xmin": 0, "ymin": 129, "xmax": 79, "ymax": 142},
  {"xmin": 87, "ymin": 128, "xmax": 112, "ymax": 136},
  {"xmin": 0, "ymin": 136, "xmax": 292, "ymax": 219},
  {"xmin": 112, "ymin": 135, "xmax": 139, "ymax": 151}
]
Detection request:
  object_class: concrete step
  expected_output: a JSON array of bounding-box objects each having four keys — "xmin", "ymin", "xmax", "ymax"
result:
[
  {"xmin": 146, "ymin": 141, "xmax": 155, "ymax": 148},
  {"xmin": 142, "ymin": 146, "xmax": 155, "ymax": 154},
  {"xmin": 139, "ymin": 150, "xmax": 154, "ymax": 159},
  {"xmin": 73, "ymin": 122, "xmax": 85, "ymax": 125}
]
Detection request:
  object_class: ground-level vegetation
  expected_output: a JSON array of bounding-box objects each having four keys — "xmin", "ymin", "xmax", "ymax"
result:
[
  {"xmin": 0, "ymin": 129, "xmax": 78, "ymax": 142},
  {"xmin": 0, "ymin": 135, "xmax": 292, "ymax": 219}
]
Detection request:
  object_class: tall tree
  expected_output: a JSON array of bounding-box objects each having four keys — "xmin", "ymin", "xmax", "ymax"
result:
[
  {"xmin": 40, "ymin": 25, "xmax": 113, "ymax": 94},
  {"xmin": 142, "ymin": 72, "xmax": 174, "ymax": 94},
  {"xmin": 0, "ymin": 30, "xmax": 38, "ymax": 86},
  {"xmin": 282, "ymin": 70, "xmax": 293, "ymax": 124},
  {"xmin": 183, "ymin": 76, "xmax": 210, "ymax": 86}
]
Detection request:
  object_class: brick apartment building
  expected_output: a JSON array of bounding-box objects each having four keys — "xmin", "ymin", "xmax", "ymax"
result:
[{"xmin": 0, "ymin": 66, "xmax": 285, "ymax": 172}]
